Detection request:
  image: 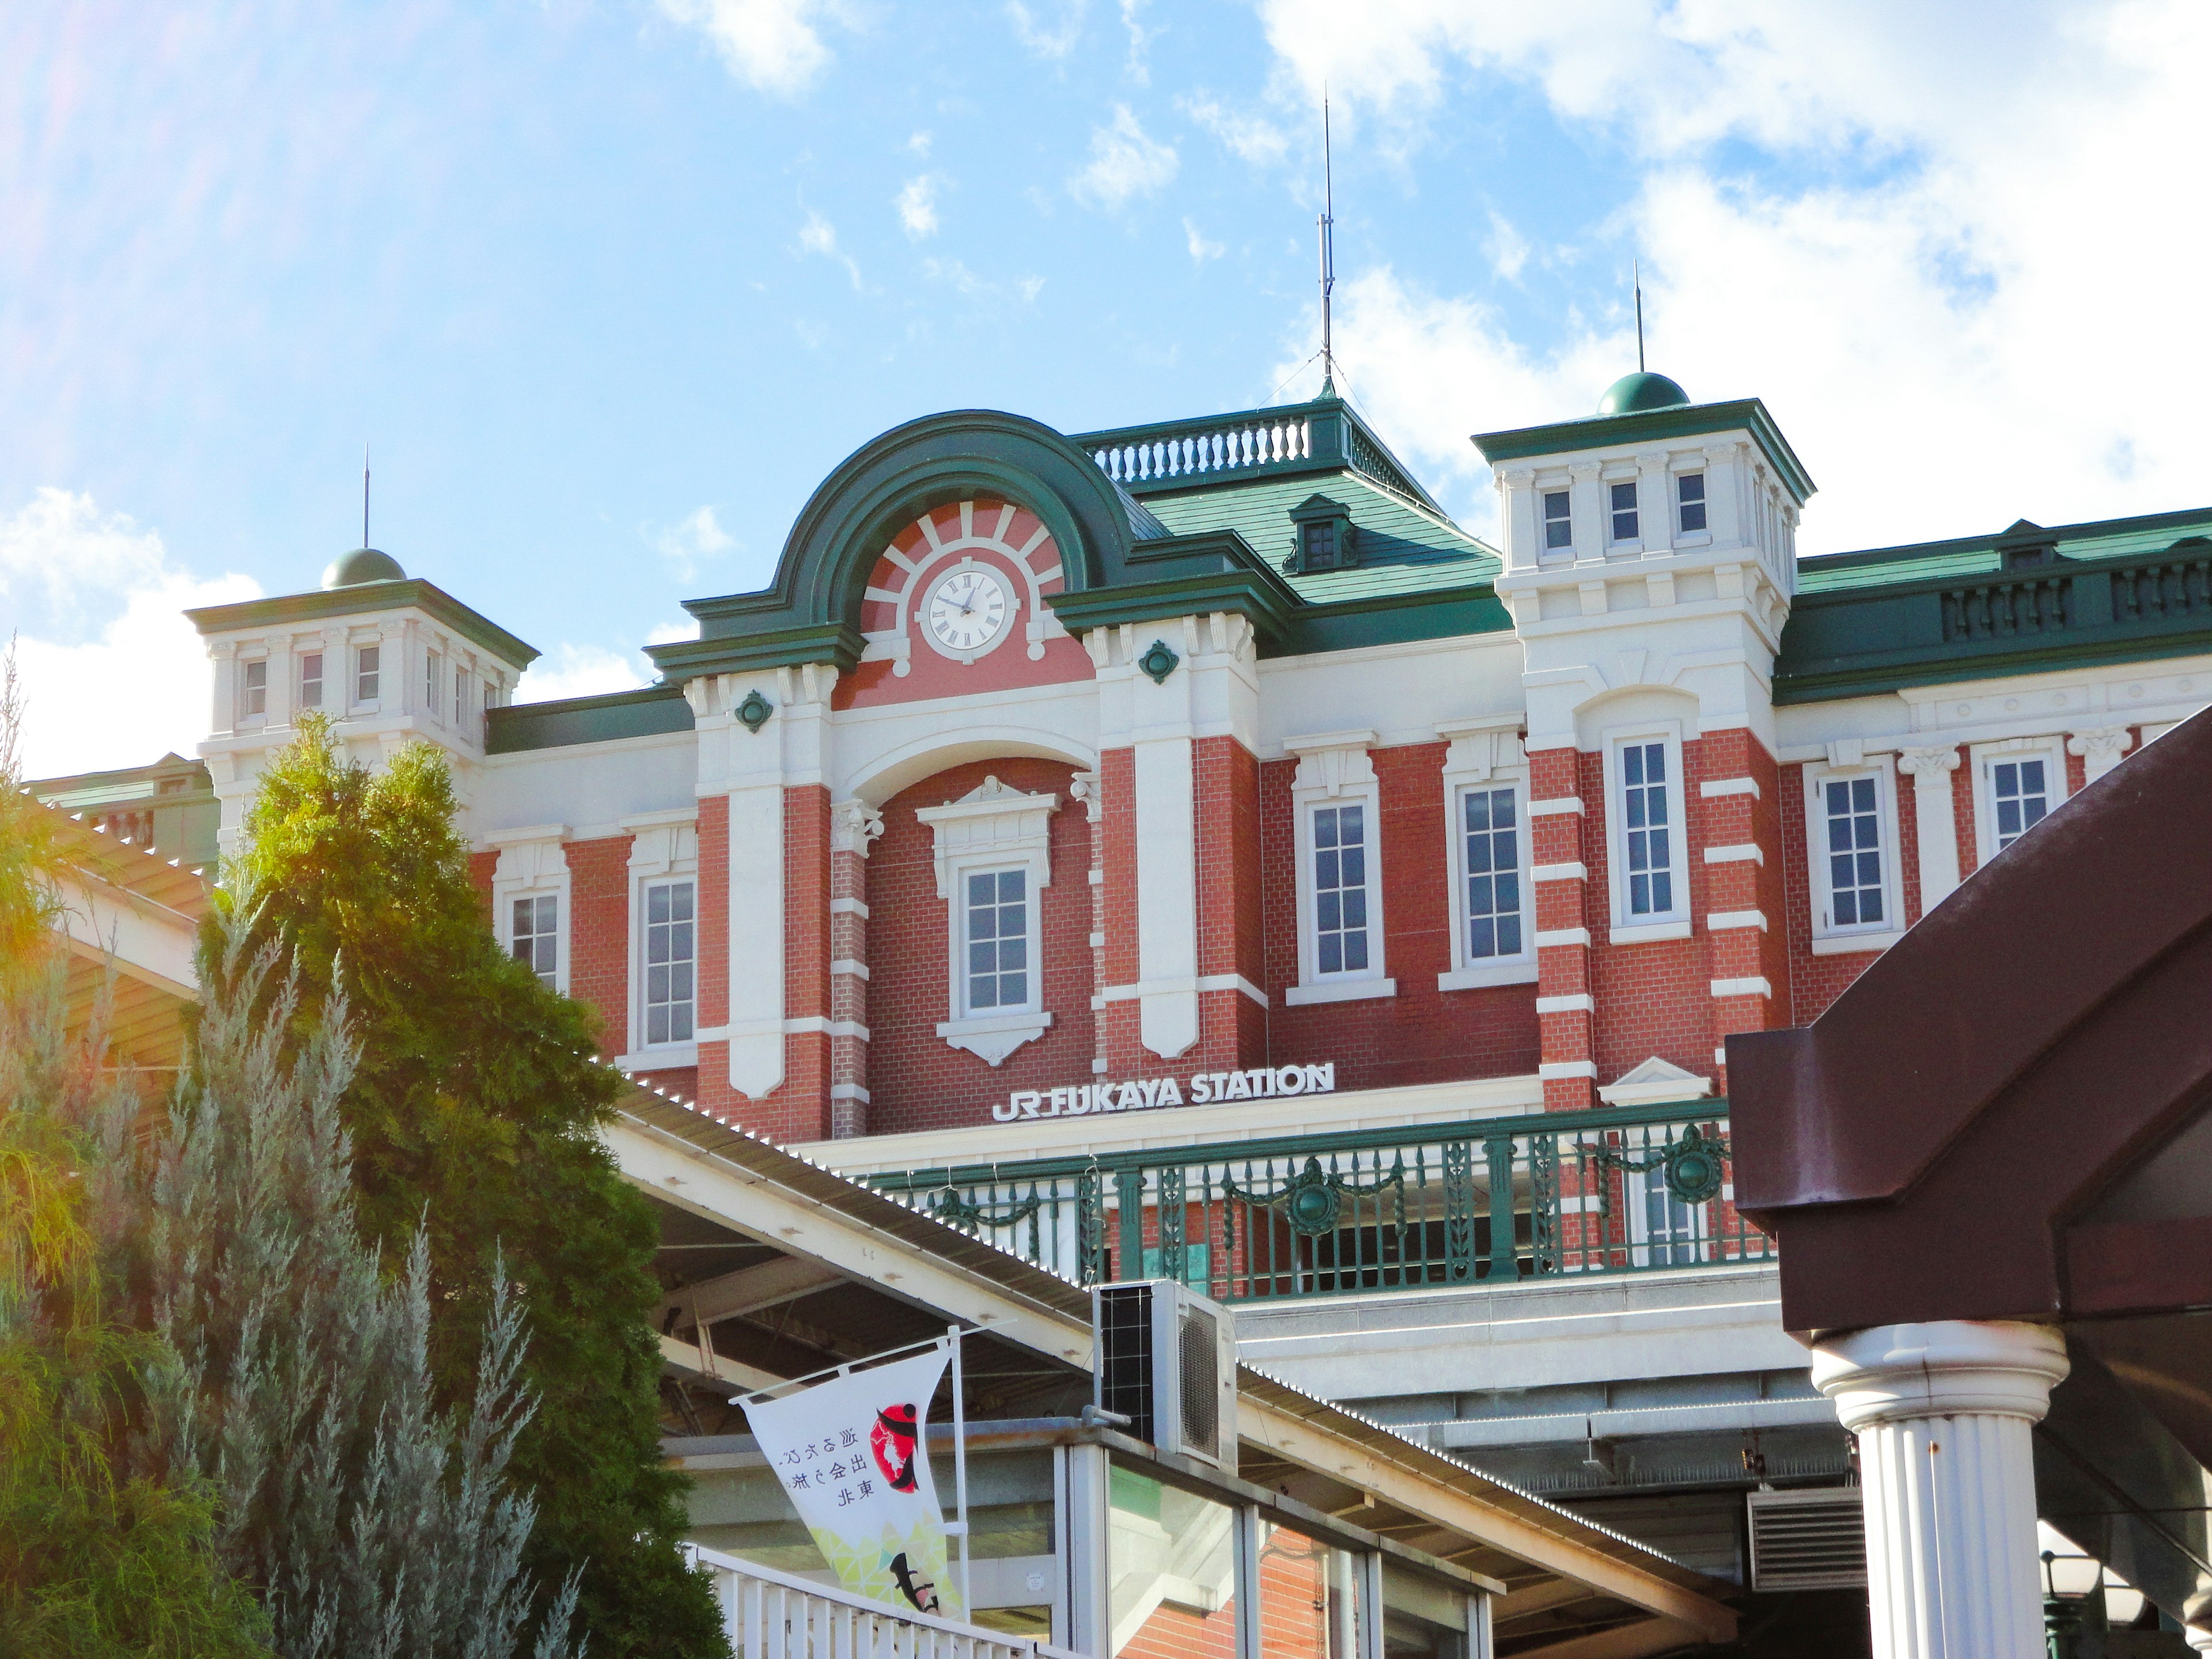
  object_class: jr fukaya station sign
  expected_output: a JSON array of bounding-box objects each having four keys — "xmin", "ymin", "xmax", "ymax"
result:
[{"xmin": 992, "ymin": 1063, "xmax": 1339, "ymax": 1124}]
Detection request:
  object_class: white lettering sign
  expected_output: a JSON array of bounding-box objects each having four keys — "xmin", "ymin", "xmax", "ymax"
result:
[{"xmin": 992, "ymin": 1062, "xmax": 1336, "ymax": 1123}]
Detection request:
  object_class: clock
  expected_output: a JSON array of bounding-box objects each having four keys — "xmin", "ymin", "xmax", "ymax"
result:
[{"xmin": 921, "ymin": 561, "xmax": 1016, "ymax": 661}]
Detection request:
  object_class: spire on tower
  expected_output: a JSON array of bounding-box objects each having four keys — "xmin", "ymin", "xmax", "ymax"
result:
[{"xmin": 1318, "ymin": 96, "xmax": 1336, "ymax": 396}]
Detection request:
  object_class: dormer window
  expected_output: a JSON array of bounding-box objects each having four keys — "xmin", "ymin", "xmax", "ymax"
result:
[
  {"xmin": 1676, "ymin": 472, "xmax": 1707, "ymax": 533},
  {"xmin": 1287, "ymin": 494, "xmax": 1358, "ymax": 574},
  {"xmin": 1609, "ymin": 481, "xmax": 1640, "ymax": 544},
  {"xmin": 1543, "ymin": 490, "xmax": 1572, "ymax": 550}
]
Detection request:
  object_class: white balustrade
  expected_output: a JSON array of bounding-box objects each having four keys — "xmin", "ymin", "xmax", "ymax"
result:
[
  {"xmin": 1092, "ymin": 418, "xmax": 1311, "ymax": 485},
  {"xmin": 680, "ymin": 1543, "xmax": 1077, "ymax": 1659}
]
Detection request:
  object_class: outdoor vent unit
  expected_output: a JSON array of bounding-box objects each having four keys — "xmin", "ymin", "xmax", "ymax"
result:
[
  {"xmin": 1092, "ymin": 1280, "xmax": 1238, "ymax": 1476},
  {"xmin": 1747, "ymin": 1487, "xmax": 1868, "ymax": 1592}
]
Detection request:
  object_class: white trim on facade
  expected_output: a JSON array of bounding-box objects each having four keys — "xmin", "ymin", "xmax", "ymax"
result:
[
  {"xmin": 490, "ymin": 824, "xmax": 572, "ymax": 996},
  {"xmin": 1802, "ymin": 758, "xmax": 1905, "ymax": 950},
  {"xmin": 1600, "ymin": 719, "xmax": 1690, "ymax": 933},
  {"xmin": 1969, "ymin": 735, "xmax": 2069, "ymax": 868},
  {"xmin": 626, "ymin": 810, "xmax": 700, "ymax": 1067},
  {"xmin": 1285, "ymin": 730, "xmax": 1391, "ymax": 1005},
  {"xmin": 915, "ymin": 775, "xmax": 1060, "ymax": 1066},
  {"xmin": 1437, "ymin": 720, "xmax": 1535, "ymax": 993}
]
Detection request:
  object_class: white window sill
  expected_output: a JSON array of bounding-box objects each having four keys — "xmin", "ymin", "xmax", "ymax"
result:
[
  {"xmin": 937, "ymin": 1010, "xmax": 1053, "ymax": 1067},
  {"xmin": 1673, "ymin": 530, "xmax": 1713, "ymax": 550},
  {"xmin": 1285, "ymin": 978, "xmax": 1396, "ymax": 1007},
  {"xmin": 1609, "ymin": 919, "xmax": 1692, "ymax": 945},
  {"xmin": 1607, "ymin": 540, "xmax": 1646, "ymax": 557},
  {"xmin": 1810, "ymin": 929, "xmax": 1904, "ymax": 957},
  {"xmin": 614, "ymin": 1042, "xmax": 699, "ymax": 1071},
  {"xmin": 1437, "ymin": 962, "xmax": 1539, "ymax": 991}
]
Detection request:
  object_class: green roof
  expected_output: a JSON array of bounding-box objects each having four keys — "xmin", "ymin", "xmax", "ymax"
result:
[
  {"xmin": 1472, "ymin": 396, "xmax": 1816, "ymax": 507},
  {"xmin": 486, "ymin": 686, "xmax": 694, "ymax": 754},
  {"xmin": 1775, "ymin": 506, "xmax": 2212, "ymax": 702},
  {"xmin": 185, "ymin": 577, "xmax": 539, "ymax": 672}
]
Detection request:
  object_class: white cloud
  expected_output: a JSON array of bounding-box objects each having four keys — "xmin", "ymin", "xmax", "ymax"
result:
[
  {"xmin": 920, "ymin": 258, "xmax": 1046, "ymax": 305},
  {"xmin": 652, "ymin": 505, "xmax": 736, "ymax": 582},
  {"xmin": 906, "ymin": 130, "xmax": 933, "ymax": 156},
  {"xmin": 656, "ymin": 0, "xmax": 838, "ymax": 96},
  {"xmin": 0, "ymin": 488, "xmax": 259, "ymax": 778},
  {"xmin": 1179, "ymin": 93, "xmax": 1290, "ymax": 165},
  {"xmin": 646, "ymin": 620, "xmax": 699, "ymax": 646},
  {"xmin": 1006, "ymin": 0, "xmax": 1086, "ymax": 59},
  {"xmin": 514, "ymin": 643, "xmax": 649, "ymax": 704},
  {"xmin": 797, "ymin": 208, "xmax": 862, "ymax": 289},
  {"xmin": 1258, "ymin": 0, "xmax": 2212, "ymax": 556},
  {"xmin": 1120, "ymin": 0, "xmax": 1156, "ymax": 82},
  {"xmin": 1183, "ymin": 217, "xmax": 1224, "ymax": 264},
  {"xmin": 896, "ymin": 175, "xmax": 939, "ymax": 239},
  {"xmin": 1070, "ymin": 105, "xmax": 1178, "ymax": 209},
  {"xmin": 1483, "ymin": 210, "xmax": 1529, "ymax": 282}
]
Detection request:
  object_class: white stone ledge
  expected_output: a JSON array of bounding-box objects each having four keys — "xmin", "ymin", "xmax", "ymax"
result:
[
  {"xmin": 1706, "ymin": 910, "xmax": 1768, "ymax": 932},
  {"xmin": 1609, "ymin": 919, "xmax": 1692, "ymax": 945},
  {"xmin": 1699, "ymin": 778, "xmax": 1761, "ymax": 800},
  {"xmin": 1703, "ymin": 843, "xmax": 1766, "ymax": 865},
  {"xmin": 1810, "ymin": 929, "xmax": 1903, "ymax": 956},
  {"xmin": 1532, "ymin": 862, "xmax": 1588, "ymax": 883},
  {"xmin": 1710, "ymin": 976, "xmax": 1773, "ymax": 1000},
  {"xmin": 1528, "ymin": 797, "xmax": 1585, "ymax": 817},
  {"xmin": 1534, "ymin": 993, "xmax": 1594, "ymax": 1014},
  {"xmin": 1535, "ymin": 927, "xmax": 1592, "ymax": 949},
  {"xmin": 1285, "ymin": 977, "xmax": 1397, "ymax": 1007},
  {"xmin": 1437, "ymin": 961, "xmax": 1540, "ymax": 992},
  {"xmin": 1538, "ymin": 1060, "xmax": 1599, "ymax": 1080}
]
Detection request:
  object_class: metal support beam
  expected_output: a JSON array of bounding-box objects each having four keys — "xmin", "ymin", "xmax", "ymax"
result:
[
  {"xmin": 1514, "ymin": 1617, "xmax": 1701, "ymax": 1659},
  {"xmin": 662, "ymin": 1255, "xmax": 844, "ymax": 1329},
  {"xmin": 657, "ymin": 1332, "xmax": 786, "ymax": 1394}
]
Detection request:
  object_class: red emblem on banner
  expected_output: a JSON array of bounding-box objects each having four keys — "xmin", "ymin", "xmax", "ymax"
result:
[{"xmin": 871, "ymin": 1402, "xmax": 920, "ymax": 1494}]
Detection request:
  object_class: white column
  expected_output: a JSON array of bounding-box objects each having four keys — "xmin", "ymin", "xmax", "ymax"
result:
[
  {"xmin": 1813, "ymin": 1320, "xmax": 2069, "ymax": 1659},
  {"xmin": 1132, "ymin": 734, "xmax": 1197, "ymax": 1058},
  {"xmin": 1896, "ymin": 745, "xmax": 1963, "ymax": 911},
  {"xmin": 2066, "ymin": 726, "xmax": 2134, "ymax": 785}
]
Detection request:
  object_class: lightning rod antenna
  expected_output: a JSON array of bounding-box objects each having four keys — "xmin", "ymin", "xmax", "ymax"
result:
[
  {"xmin": 1634, "ymin": 259, "xmax": 1645, "ymax": 374},
  {"xmin": 362, "ymin": 444, "xmax": 371, "ymax": 549},
  {"xmin": 1319, "ymin": 94, "xmax": 1336, "ymax": 395}
]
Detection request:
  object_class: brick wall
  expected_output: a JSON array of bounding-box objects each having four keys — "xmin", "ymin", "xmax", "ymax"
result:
[
  {"xmin": 1778, "ymin": 762, "xmax": 1881, "ymax": 1028},
  {"xmin": 564, "ymin": 833, "xmax": 634, "ymax": 1056},
  {"xmin": 864, "ymin": 757, "xmax": 1096, "ymax": 1135},
  {"xmin": 1260, "ymin": 744, "xmax": 1540, "ymax": 1093}
]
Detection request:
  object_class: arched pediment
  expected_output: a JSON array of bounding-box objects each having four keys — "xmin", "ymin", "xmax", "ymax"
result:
[{"xmin": 646, "ymin": 410, "xmax": 1166, "ymax": 684}]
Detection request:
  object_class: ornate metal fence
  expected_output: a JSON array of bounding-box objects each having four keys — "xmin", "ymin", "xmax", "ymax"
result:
[{"xmin": 867, "ymin": 1104, "xmax": 1769, "ymax": 1303}]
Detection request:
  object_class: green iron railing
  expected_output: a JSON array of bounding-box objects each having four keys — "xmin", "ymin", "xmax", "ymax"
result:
[{"xmin": 866, "ymin": 1102, "xmax": 1770, "ymax": 1304}]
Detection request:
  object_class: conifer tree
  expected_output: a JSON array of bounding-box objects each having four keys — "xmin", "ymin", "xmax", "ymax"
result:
[
  {"xmin": 226, "ymin": 715, "xmax": 725, "ymax": 1657},
  {"xmin": 0, "ymin": 645, "xmax": 272, "ymax": 1657},
  {"xmin": 124, "ymin": 901, "xmax": 582, "ymax": 1659}
]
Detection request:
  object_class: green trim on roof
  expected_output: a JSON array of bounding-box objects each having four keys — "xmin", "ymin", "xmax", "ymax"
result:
[
  {"xmin": 1471, "ymin": 397, "xmax": 1817, "ymax": 506},
  {"xmin": 485, "ymin": 686, "xmax": 695, "ymax": 754},
  {"xmin": 1775, "ymin": 518, "xmax": 2212, "ymax": 702},
  {"xmin": 185, "ymin": 578, "xmax": 539, "ymax": 670}
]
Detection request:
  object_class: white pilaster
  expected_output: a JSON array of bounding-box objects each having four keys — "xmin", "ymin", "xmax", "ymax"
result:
[
  {"xmin": 1896, "ymin": 745, "xmax": 1963, "ymax": 911},
  {"xmin": 1813, "ymin": 1321, "xmax": 2069, "ymax": 1659},
  {"xmin": 2066, "ymin": 725, "xmax": 2134, "ymax": 784}
]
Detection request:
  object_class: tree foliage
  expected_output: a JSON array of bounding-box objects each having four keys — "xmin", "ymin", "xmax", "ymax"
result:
[
  {"xmin": 228, "ymin": 715, "xmax": 725, "ymax": 1658},
  {"xmin": 0, "ymin": 642, "xmax": 272, "ymax": 1657},
  {"xmin": 122, "ymin": 904, "xmax": 581, "ymax": 1659}
]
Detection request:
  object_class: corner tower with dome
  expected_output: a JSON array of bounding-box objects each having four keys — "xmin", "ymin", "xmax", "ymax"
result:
[{"xmin": 186, "ymin": 542, "xmax": 538, "ymax": 852}]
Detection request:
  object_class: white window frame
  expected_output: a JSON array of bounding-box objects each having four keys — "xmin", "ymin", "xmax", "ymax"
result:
[
  {"xmin": 1972, "ymin": 737, "xmax": 2068, "ymax": 866},
  {"xmin": 1602, "ymin": 721, "xmax": 1691, "ymax": 940},
  {"xmin": 1804, "ymin": 762, "xmax": 1906, "ymax": 955},
  {"xmin": 1540, "ymin": 486, "xmax": 1574, "ymax": 556},
  {"xmin": 298, "ymin": 649, "xmax": 325, "ymax": 711},
  {"xmin": 622, "ymin": 810, "xmax": 700, "ymax": 1068},
  {"xmin": 1607, "ymin": 477, "xmax": 1641, "ymax": 547},
  {"xmin": 1675, "ymin": 469, "xmax": 1709, "ymax": 537},
  {"xmin": 1624, "ymin": 1164, "xmax": 1713, "ymax": 1268},
  {"xmin": 353, "ymin": 641, "xmax": 383, "ymax": 709},
  {"xmin": 490, "ymin": 826, "xmax": 571, "ymax": 997},
  {"xmin": 1286, "ymin": 732, "xmax": 1393, "ymax": 1005},
  {"xmin": 1436, "ymin": 719, "xmax": 1536, "ymax": 990},
  {"xmin": 425, "ymin": 649, "xmax": 444, "ymax": 722},
  {"xmin": 915, "ymin": 777, "xmax": 1058, "ymax": 1065},
  {"xmin": 237, "ymin": 656, "xmax": 269, "ymax": 723}
]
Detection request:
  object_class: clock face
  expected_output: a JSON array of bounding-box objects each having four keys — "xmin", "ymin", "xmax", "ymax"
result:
[{"xmin": 922, "ymin": 562, "xmax": 1014, "ymax": 660}]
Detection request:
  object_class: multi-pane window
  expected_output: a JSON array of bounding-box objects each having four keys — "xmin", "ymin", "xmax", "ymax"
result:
[
  {"xmin": 241, "ymin": 660, "xmax": 267, "ymax": 718},
  {"xmin": 1312, "ymin": 804, "xmax": 1369, "ymax": 974},
  {"xmin": 1543, "ymin": 490, "xmax": 1572, "ymax": 550},
  {"xmin": 356, "ymin": 645, "xmax": 381, "ymax": 703},
  {"xmin": 1990, "ymin": 757, "xmax": 2051, "ymax": 851},
  {"xmin": 1462, "ymin": 787, "xmax": 1522, "ymax": 960},
  {"xmin": 1677, "ymin": 472, "xmax": 1707, "ymax": 533},
  {"xmin": 482, "ymin": 677, "xmax": 496, "ymax": 713},
  {"xmin": 426, "ymin": 651, "xmax": 443, "ymax": 718},
  {"xmin": 1301, "ymin": 520, "xmax": 1339, "ymax": 571},
  {"xmin": 643, "ymin": 879, "xmax": 696, "ymax": 1044},
  {"xmin": 1609, "ymin": 480, "xmax": 1639, "ymax": 543},
  {"xmin": 510, "ymin": 894, "xmax": 557, "ymax": 985},
  {"xmin": 455, "ymin": 666, "xmax": 468, "ymax": 724},
  {"xmin": 1621, "ymin": 741, "xmax": 1673, "ymax": 916},
  {"xmin": 1823, "ymin": 776, "xmax": 1886, "ymax": 929},
  {"xmin": 964, "ymin": 869, "xmax": 1029, "ymax": 1012},
  {"xmin": 299, "ymin": 652, "xmax": 324, "ymax": 709}
]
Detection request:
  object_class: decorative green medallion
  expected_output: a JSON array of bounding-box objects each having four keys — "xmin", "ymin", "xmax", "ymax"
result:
[
  {"xmin": 1137, "ymin": 639, "xmax": 1179, "ymax": 684},
  {"xmin": 737, "ymin": 688, "xmax": 774, "ymax": 733}
]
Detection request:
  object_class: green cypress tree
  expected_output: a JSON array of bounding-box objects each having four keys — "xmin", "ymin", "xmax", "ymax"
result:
[
  {"xmin": 226, "ymin": 715, "xmax": 725, "ymax": 1658},
  {"xmin": 125, "ymin": 902, "xmax": 581, "ymax": 1659},
  {"xmin": 0, "ymin": 644, "xmax": 272, "ymax": 1657}
]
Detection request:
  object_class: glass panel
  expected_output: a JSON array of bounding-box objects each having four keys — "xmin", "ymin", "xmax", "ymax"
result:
[
  {"xmin": 1108, "ymin": 1469, "xmax": 1237, "ymax": 1659},
  {"xmin": 1312, "ymin": 803, "xmax": 1369, "ymax": 977},
  {"xmin": 1381, "ymin": 1562, "xmax": 1467, "ymax": 1659},
  {"xmin": 1543, "ymin": 490, "xmax": 1572, "ymax": 550},
  {"xmin": 1823, "ymin": 774, "xmax": 1886, "ymax": 929},
  {"xmin": 1677, "ymin": 471, "xmax": 1707, "ymax": 533},
  {"xmin": 357, "ymin": 646, "xmax": 380, "ymax": 702},
  {"xmin": 643, "ymin": 878, "xmax": 696, "ymax": 1041},
  {"xmin": 1463, "ymin": 786, "xmax": 1521, "ymax": 960},
  {"xmin": 965, "ymin": 866, "xmax": 1031, "ymax": 1013},
  {"xmin": 1256, "ymin": 1521, "xmax": 1363, "ymax": 1659},
  {"xmin": 1992, "ymin": 757, "xmax": 2051, "ymax": 850},
  {"xmin": 1610, "ymin": 480, "xmax": 1639, "ymax": 542},
  {"xmin": 299, "ymin": 653, "xmax": 323, "ymax": 708},
  {"xmin": 1622, "ymin": 742, "xmax": 1673, "ymax": 915}
]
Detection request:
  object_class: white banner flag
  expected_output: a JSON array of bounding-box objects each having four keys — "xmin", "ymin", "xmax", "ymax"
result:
[{"xmin": 743, "ymin": 1346, "xmax": 962, "ymax": 1619}]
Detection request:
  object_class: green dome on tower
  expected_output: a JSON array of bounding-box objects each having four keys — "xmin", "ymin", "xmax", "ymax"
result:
[
  {"xmin": 1598, "ymin": 372, "xmax": 1691, "ymax": 415},
  {"xmin": 321, "ymin": 547, "xmax": 406, "ymax": 589}
]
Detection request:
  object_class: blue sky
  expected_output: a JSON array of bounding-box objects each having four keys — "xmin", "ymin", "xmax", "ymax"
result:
[{"xmin": 6, "ymin": 0, "xmax": 2210, "ymax": 772}]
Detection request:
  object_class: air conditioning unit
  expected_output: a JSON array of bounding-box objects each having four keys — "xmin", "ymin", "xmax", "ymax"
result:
[
  {"xmin": 1747, "ymin": 1487, "xmax": 1867, "ymax": 1592},
  {"xmin": 1092, "ymin": 1280, "xmax": 1238, "ymax": 1476}
]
